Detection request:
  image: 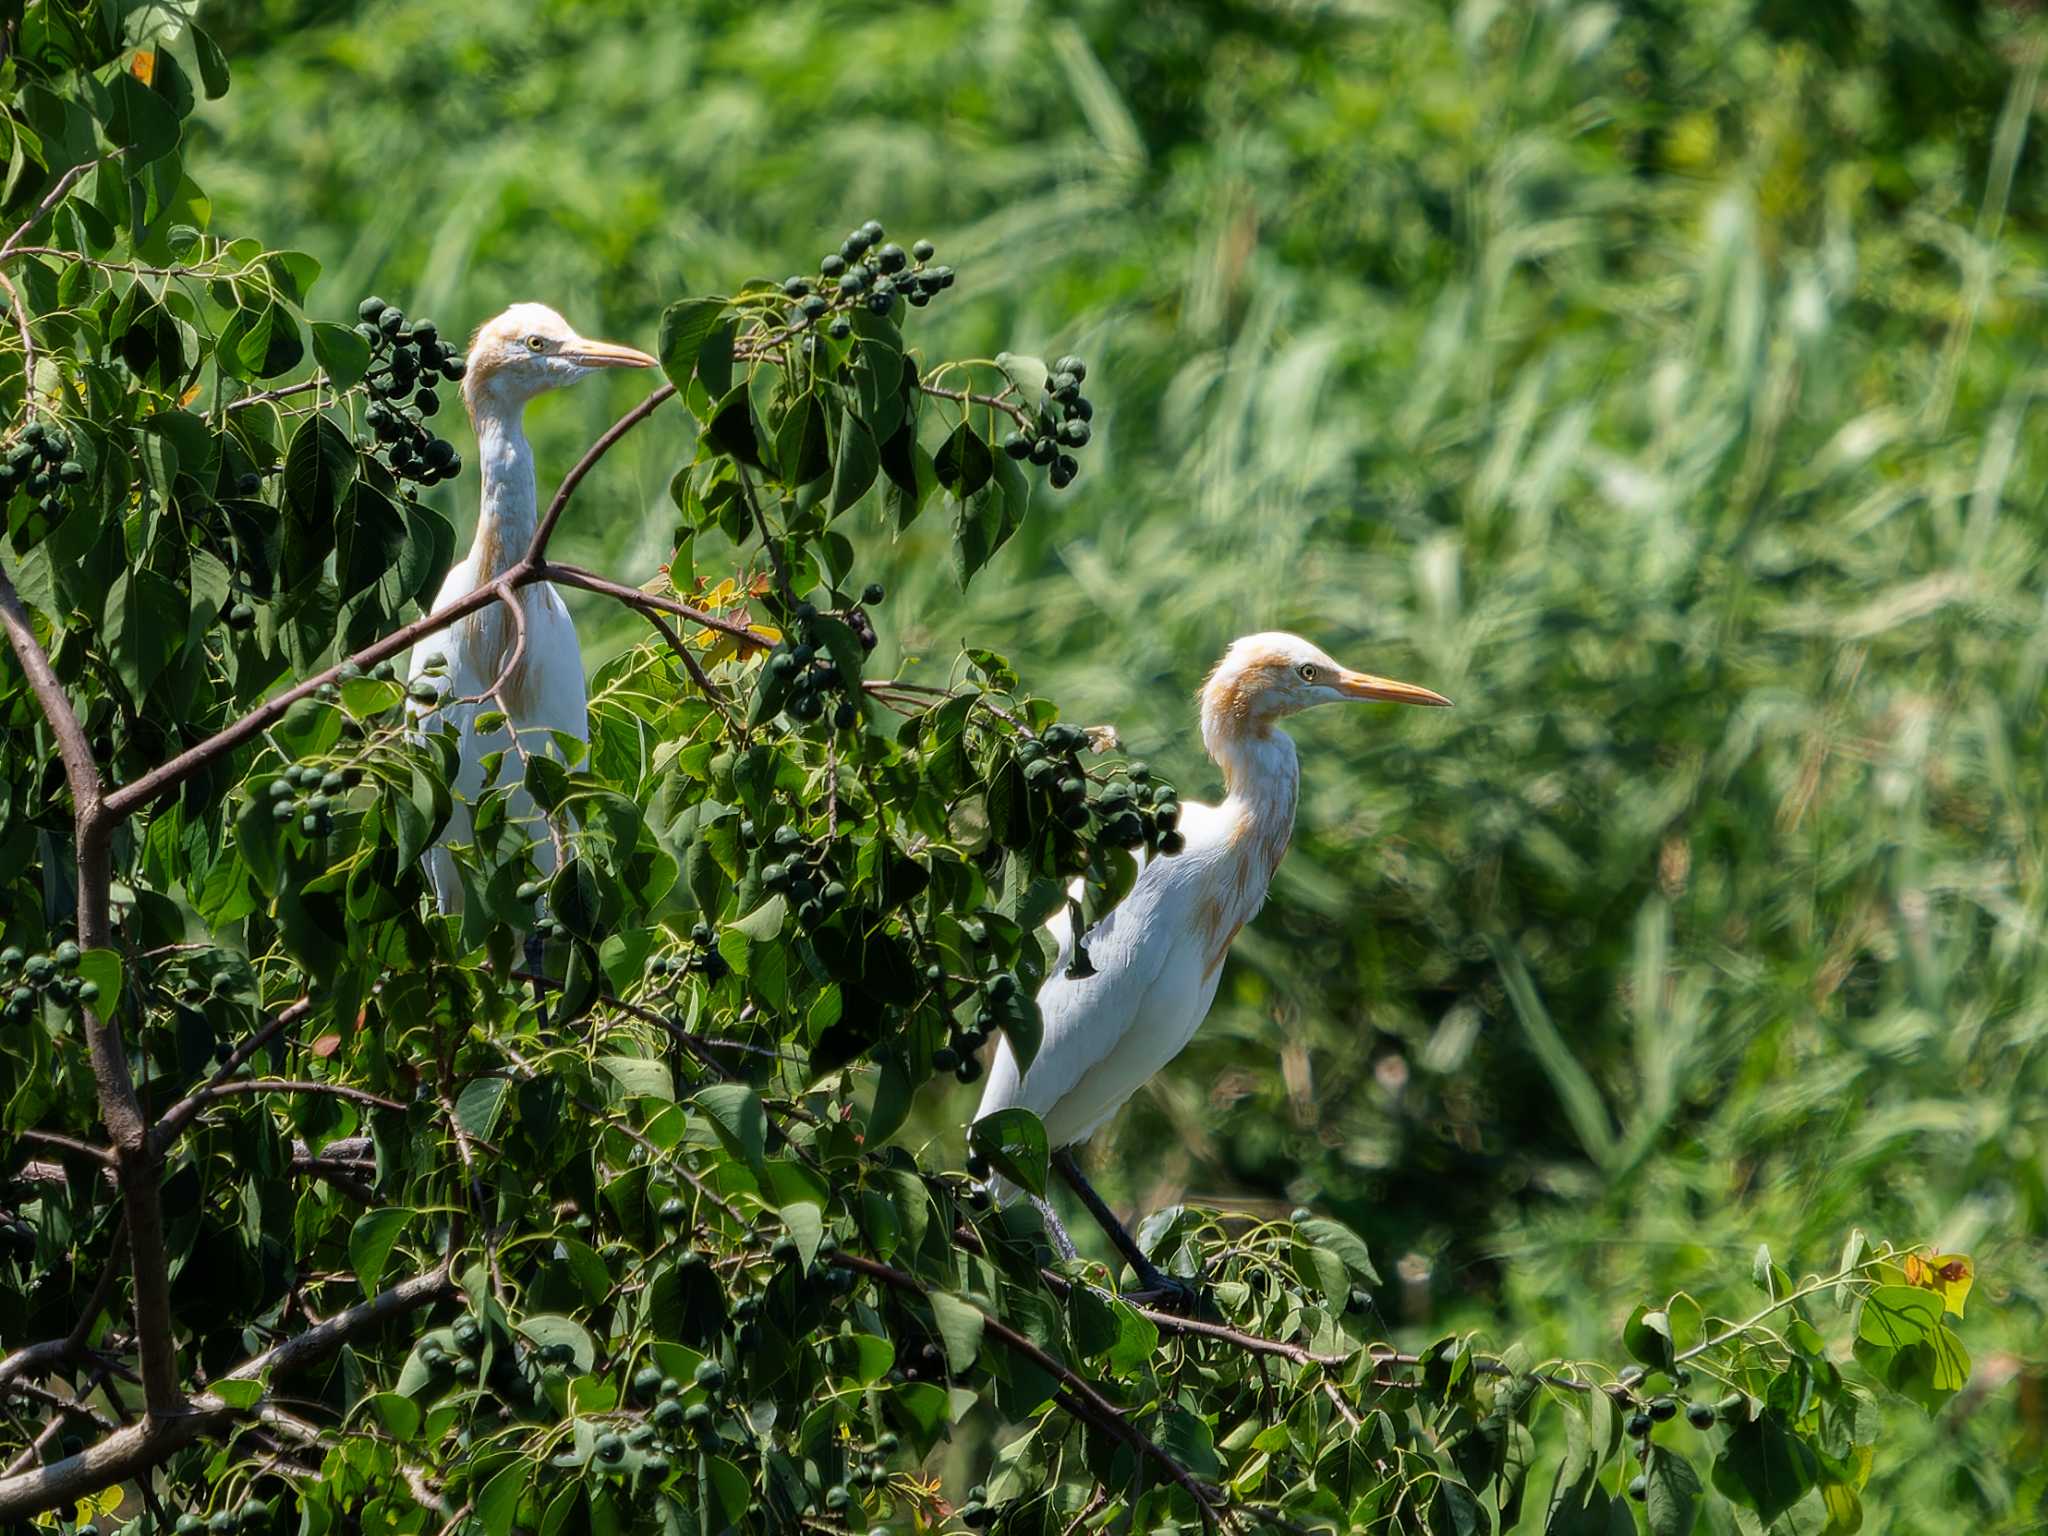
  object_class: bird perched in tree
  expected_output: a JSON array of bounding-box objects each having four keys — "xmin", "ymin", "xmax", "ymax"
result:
[
  {"xmin": 973, "ymin": 632, "xmax": 1450, "ymax": 1299},
  {"xmin": 407, "ymin": 303, "xmax": 656, "ymax": 915}
]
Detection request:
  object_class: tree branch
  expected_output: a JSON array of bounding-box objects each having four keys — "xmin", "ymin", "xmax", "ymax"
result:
[
  {"xmin": 0, "ymin": 1261, "xmax": 456, "ymax": 1522},
  {"xmin": 0, "ymin": 159, "xmax": 105, "ymax": 263},
  {"xmin": 179, "ymin": 1078, "xmax": 405, "ymax": 1115},
  {"xmin": 0, "ymin": 564, "xmax": 100, "ymax": 811},
  {"xmin": 525, "ymin": 384, "xmax": 676, "ymax": 562},
  {"xmin": 1, "ymin": 564, "xmax": 178, "ymax": 1415},
  {"xmin": 149, "ymin": 998, "xmax": 316, "ymax": 1153},
  {"xmin": 829, "ymin": 1251, "xmax": 1227, "ymax": 1528}
]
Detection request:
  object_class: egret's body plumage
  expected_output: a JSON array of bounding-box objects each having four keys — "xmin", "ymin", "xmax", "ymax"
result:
[
  {"xmin": 407, "ymin": 303, "xmax": 655, "ymax": 912},
  {"xmin": 974, "ymin": 634, "xmax": 1449, "ymax": 1248}
]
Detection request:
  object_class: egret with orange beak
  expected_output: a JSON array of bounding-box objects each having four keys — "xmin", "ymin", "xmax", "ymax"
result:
[
  {"xmin": 973, "ymin": 632, "xmax": 1450, "ymax": 1301},
  {"xmin": 407, "ymin": 304, "xmax": 657, "ymax": 915}
]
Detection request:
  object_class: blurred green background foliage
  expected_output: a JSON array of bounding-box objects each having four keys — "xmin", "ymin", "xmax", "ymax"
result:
[{"xmin": 193, "ymin": 0, "xmax": 2048, "ymax": 1519}]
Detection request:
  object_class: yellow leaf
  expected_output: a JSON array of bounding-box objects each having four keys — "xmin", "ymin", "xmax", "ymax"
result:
[
  {"xmin": 129, "ymin": 50, "xmax": 156, "ymax": 85},
  {"xmin": 1903, "ymin": 1252, "xmax": 1973, "ymax": 1318}
]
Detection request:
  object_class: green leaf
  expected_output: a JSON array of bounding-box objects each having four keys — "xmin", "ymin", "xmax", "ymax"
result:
[
  {"xmin": 210, "ymin": 1378, "xmax": 263, "ymax": 1411},
  {"xmin": 706, "ymin": 386, "xmax": 766, "ymax": 468},
  {"xmin": 1294, "ymin": 1215, "xmax": 1381, "ymax": 1286},
  {"xmin": 1713, "ymin": 1413, "xmax": 1820, "ymax": 1522},
  {"xmin": 780, "ymin": 1201, "xmax": 824, "ymax": 1270},
  {"xmin": 774, "ymin": 392, "xmax": 830, "ymax": 485},
  {"xmin": 348, "ymin": 1207, "xmax": 411, "ymax": 1297},
  {"xmin": 657, "ymin": 297, "xmax": 726, "ymax": 390},
  {"xmin": 283, "ymin": 414, "xmax": 357, "ymax": 524},
  {"xmin": 928, "ymin": 1291, "xmax": 984, "ymax": 1374},
  {"xmin": 695, "ymin": 1083, "xmax": 766, "ymax": 1170},
  {"xmin": 1855, "ymin": 1285, "xmax": 1940, "ymax": 1348},
  {"xmin": 1154, "ymin": 1405, "xmax": 1222, "ymax": 1478},
  {"xmin": 831, "ymin": 413, "xmax": 878, "ymax": 513},
  {"xmin": 1644, "ymin": 1447, "xmax": 1702, "ymax": 1536},
  {"xmin": 477, "ymin": 1462, "xmax": 528, "ymax": 1536},
  {"xmin": 1624, "ymin": 1304, "xmax": 1675, "ymax": 1371},
  {"xmin": 75, "ymin": 948, "xmax": 123, "ymax": 1017},
  {"xmin": 191, "ymin": 25, "xmax": 231, "ymax": 97},
  {"xmin": 934, "ymin": 421, "xmax": 994, "ymax": 498},
  {"xmin": 311, "ymin": 320, "xmax": 372, "ymax": 388},
  {"xmin": 968, "ymin": 1107, "xmax": 1049, "ymax": 1198},
  {"xmin": 367, "ymin": 1391, "xmax": 420, "ymax": 1440},
  {"xmin": 518, "ymin": 1314, "xmax": 597, "ymax": 1374},
  {"xmin": 106, "ymin": 72, "xmax": 180, "ymax": 162},
  {"xmin": 455, "ymin": 1076, "xmax": 510, "ymax": 1140},
  {"xmin": 599, "ymin": 1055, "xmax": 675, "ymax": 1102},
  {"xmin": 994, "ymin": 351, "xmax": 1049, "ymax": 397}
]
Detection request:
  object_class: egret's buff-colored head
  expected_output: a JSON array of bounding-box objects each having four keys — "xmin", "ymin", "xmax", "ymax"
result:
[
  {"xmin": 1200, "ymin": 632, "xmax": 1450, "ymax": 753},
  {"xmin": 462, "ymin": 302, "xmax": 656, "ymax": 419}
]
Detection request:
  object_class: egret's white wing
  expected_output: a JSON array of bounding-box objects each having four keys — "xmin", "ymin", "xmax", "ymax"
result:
[
  {"xmin": 976, "ymin": 801, "xmax": 1233, "ymax": 1149},
  {"xmin": 406, "ymin": 573, "xmax": 587, "ymax": 915}
]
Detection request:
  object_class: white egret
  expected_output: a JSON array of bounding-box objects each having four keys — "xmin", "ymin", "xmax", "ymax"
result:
[
  {"xmin": 407, "ymin": 303, "xmax": 656, "ymax": 914},
  {"xmin": 973, "ymin": 632, "xmax": 1450, "ymax": 1298}
]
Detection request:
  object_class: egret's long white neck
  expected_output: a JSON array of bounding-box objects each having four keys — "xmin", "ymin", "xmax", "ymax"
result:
[
  {"xmin": 469, "ymin": 398, "xmax": 538, "ymax": 582},
  {"xmin": 1204, "ymin": 718, "xmax": 1300, "ymax": 833},
  {"xmin": 1199, "ymin": 682, "xmax": 1302, "ymax": 871}
]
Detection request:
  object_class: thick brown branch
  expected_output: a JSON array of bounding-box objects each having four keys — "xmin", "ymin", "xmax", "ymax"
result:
[
  {"xmin": 0, "ymin": 565, "xmax": 99, "ymax": 811},
  {"xmin": 0, "ymin": 1262, "xmax": 455, "ymax": 1522},
  {"xmin": 1, "ymin": 566, "xmax": 176, "ymax": 1414},
  {"xmin": 102, "ymin": 576, "xmax": 512, "ymax": 821}
]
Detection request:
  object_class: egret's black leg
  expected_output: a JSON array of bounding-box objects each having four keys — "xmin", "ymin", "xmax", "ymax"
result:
[
  {"xmin": 1050, "ymin": 1148, "xmax": 1201, "ymax": 1309},
  {"xmin": 523, "ymin": 929, "xmax": 547, "ymax": 1002}
]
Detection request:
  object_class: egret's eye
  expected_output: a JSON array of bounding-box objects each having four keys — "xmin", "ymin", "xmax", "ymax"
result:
[
  {"xmin": 1298, "ymin": 663, "xmax": 1319, "ymax": 682},
  {"xmin": 525, "ymin": 334, "xmax": 547, "ymax": 352}
]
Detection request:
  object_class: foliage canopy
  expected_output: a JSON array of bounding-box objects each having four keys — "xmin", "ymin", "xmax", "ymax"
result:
[{"xmin": 0, "ymin": 2, "xmax": 2018, "ymax": 1534}]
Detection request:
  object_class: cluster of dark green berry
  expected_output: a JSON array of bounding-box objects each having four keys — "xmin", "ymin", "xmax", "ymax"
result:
[
  {"xmin": 1620, "ymin": 1367, "xmax": 1730, "ymax": 1501},
  {"xmin": 166, "ymin": 1497, "xmax": 279, "ymax": 1536},
  {"xmin": 956, "ymin": 1482, "xmax": 1005, "ymax": 1529},
  {"xmin": 756, "ymin": 822, "xmax": 852, "ymax": 927},
  {"xmin": 0, "ymin": 420, "xmax": 85, "ymax": 519},
  {"xmin": 761, "ymin": 587, "xmax": 882, "ymax": 728},
  {"xmin": 934, "ymin": 970, "xmax": 1015, "ymax": 1085},
  {"xmin": 784, "ymin": 220, "xmax": 955, "ymax": 339},
  {"xmin": 1, "ymin": 940, "xmax": 96, "ymax": 1023},
  {"xmin": 838, "ymin": 1431, "xmax": 900, "ymax": 1498},
  {"xmin": 266, "ymin": 759, "xmax": 360, "ymax": 838},
  {"xmin": 1002, "ymin": 354, "xmax": 1095, "ymax": 489},
  {"xmin": 645, "ymin": 921, "xmax": 731, "ymax": 984},
  {"xmin": 1019, "ymin": 723, "xmax": 1183, "ymax": 854},
  {"xmin": 354, "ymin": 297, "xmax": 465, "ymax": 486}
]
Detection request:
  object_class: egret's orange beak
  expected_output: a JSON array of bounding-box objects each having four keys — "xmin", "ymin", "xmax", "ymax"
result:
[
  {"xmin": 1335, "ymin": 669, "xmax": 1452, "ymax": 708},
  {"xmin": 566, "ymin": 338, "xmax": 657, "ymax": 369}
]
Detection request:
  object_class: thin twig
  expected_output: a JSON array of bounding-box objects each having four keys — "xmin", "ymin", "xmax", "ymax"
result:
[
  {"xmin": 831, "ymin": 1251, "xmax": 1227, "ymax": 1529},
  {"xmin": 525, "ymin": 384, "xmax": 677, "ymax": 562},
  {"xmin": 179, "ymin": 1078, "xmax": 405, "ymax": 1115},
  {"xmin": 12, "ymin": 1128, "xmax": 112, "ymax": 1165},
  {"xmin": 223, "ymin": 377, "xmax": 330, "ymax": 413},
  {"xmin": 149, "ymin": 998, "xmax": 314, "ymax": 1153},
  {"xmin": 0, "ymin": 159, "xmax": 106, "ymax": 263},
  {"xmin": 0, "ymin": 268, "xmax": 39, "ymax": 413}
]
